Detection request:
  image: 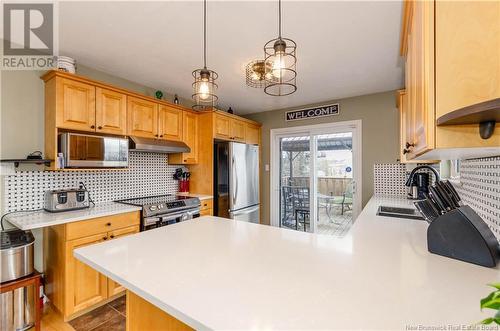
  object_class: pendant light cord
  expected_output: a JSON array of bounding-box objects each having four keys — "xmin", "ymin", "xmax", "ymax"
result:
[
  {"xmin": 204, "ymin": 0, "xmax": 207, "ymax": 69},
  {"xmin": 278, "ymin": 0, "xmax": 282, "ymax": 39}
]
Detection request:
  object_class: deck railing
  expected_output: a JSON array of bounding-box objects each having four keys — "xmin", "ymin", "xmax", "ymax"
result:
[{"xmin": 281, "ymin": 177, "xmax": 352, "ymax": 196}]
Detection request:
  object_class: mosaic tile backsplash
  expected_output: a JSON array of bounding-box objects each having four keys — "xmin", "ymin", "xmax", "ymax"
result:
[
  {"xmin": 373, "ymin": 163, "xmax": 438, "ymax": 196},
  {"xmin": 453, "ymin": 156, "xmax": 500, "ymax": 241},
  {"xmin": 3, "ymin": 152, "xmax": 179, "ymax": 212}
]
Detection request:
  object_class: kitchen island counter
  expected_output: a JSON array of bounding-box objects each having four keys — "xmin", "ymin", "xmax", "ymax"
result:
[{"xmin": 74, "ymin": 196, "xmax": 500, "ymax": 330}]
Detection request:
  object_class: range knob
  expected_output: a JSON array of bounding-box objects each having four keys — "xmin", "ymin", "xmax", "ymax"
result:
[
  {"xmin": 149, "ymin": 205, "xmax": 157, "ymax": 211},
  {"xmin": 158, "ymin": 204, "xmax": 164, "ymax": 209}
]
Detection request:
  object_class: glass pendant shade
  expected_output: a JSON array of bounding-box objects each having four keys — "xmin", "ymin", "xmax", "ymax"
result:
[
  {"xmin": 264, "ymin": 37, "xmax": 297, "ymax": 96},
  {"xmin": 192, "ymin": 68, "xmax": 218, "ymax": 110}
]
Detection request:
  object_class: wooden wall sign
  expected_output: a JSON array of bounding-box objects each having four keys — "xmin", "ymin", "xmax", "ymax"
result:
[{"xmin": 285, "ymin": 103, "xmax": 340, "ymax": 121}]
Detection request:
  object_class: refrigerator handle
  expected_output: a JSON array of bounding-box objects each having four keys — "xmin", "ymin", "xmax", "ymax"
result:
[{"xmin": 232, "ymin": 155, "xmax": 238, "ymax": 206}]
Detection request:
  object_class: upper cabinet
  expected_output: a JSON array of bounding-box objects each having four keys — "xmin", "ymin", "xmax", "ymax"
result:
[
  {"xmin": 213, "ymin": 112, "xmax": 259, "ymax": 144},
  {"xmin": 95, "ymin": 87, "xmax": 127, "ymax": 135},
  {"xmin": 158, "ymin": 105, "xmax": 183, "ymax": 141},
  {"xmin": 214, "ymin": 113, "xmax": 231, "ymax": 140},
  {"xmin": 435, "ymin": 1, "xmax": 500, "ymax": 119},
  {"xmin": 169, "ymin": 111, "xmax": 199, "ymax": 164},
  {"xmin": 245, "ymin": 123, "xmax": 260, "ymax": 145},
  {"xmin": 127, "ymin": 96, "xmax": 158, "ymax": 138},
  {"xmin": 56, "ymin": 78, "xmax": 96, "ymax": 131},
  {"xmin": 400, "ymin": 0, "xmax": 500, "ymax": 160}
]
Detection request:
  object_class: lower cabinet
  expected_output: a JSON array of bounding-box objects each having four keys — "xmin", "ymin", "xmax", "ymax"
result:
[
  {"xmin": 44, "ymin": 211, "xmax": 140, "ymax": 320},
  {"xmin": 199, "ymin": 199, "xmax": 213, "ymax": 216}
]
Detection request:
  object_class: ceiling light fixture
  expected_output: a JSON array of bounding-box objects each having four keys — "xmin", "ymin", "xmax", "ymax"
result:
[
  {"xmin": 245, "ymin": 60, "xmax": 273, "ymax": 88},
  {"xmin": 263, "ymin": 0, "xmax": 297, "ymax": 96},
  {"xmin": 192, "ymin": 0, "xmax": 218, "ymax": 110}
]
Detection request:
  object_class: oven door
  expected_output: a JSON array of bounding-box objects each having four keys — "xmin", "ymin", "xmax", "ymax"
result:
[{"xmin": 142, "ymin": 208, "xmax": 200, "ymax": 231}]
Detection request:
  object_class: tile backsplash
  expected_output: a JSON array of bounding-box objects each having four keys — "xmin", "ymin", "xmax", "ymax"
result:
[
  {"xmin": 3, "ymin": 152, "xmax": 179, "ymax": 212},
  {"xmin": 453, "ymin": 156, "xmax": 500, "ymax": 241},
  {"xmin": 374, "ymin": 157, "xmax": 500, "ymax": 241}
]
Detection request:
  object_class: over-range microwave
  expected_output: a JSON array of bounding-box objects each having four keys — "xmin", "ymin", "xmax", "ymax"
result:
[{"xmin": 59, "ymin": 132, "xmax": 129, "ymax": 168}]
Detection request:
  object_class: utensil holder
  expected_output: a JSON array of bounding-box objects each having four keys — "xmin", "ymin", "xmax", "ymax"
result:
[
  {"xmin": 179, "ymin": 180, "xmax": 189, "ymax": 193},
  {"xmin": 427, "ymin": 205, "xmax": 499, "ymax": 267}
]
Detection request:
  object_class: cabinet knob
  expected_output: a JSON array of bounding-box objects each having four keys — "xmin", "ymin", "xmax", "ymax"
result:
[
  {"xmin": 110, "ymin": 235, "xmax": 115, "ymax": 239},
  {"xmin": 98, "ymin": 126, "xmax": 102, "ymax": 130},
  {"xmin": 160, "ymin": 135, "xmax": 163, "ymax": 138},
  {"xmin": 103, "ymin": 236, "xmax": 108, "ymax": 240},
  {"xmin": 155, "ymin": 134, "xmax": 159, "ymax": 138},
  {"xmin": 106, "ymin": 222, "xmax": 111, "ymax": 226},
  {"xmin": 403, "ymin": 148, "xmax": 410, "ymax": 155},
  {"xmin": 183, "ymin": 159, "xmax": 187, "ymax": 162},
  {"xmin": 405, "ymin": 142, "xmax": 415, "ymax": 149},
  {"xmin": 90, "ymin": 125, "xmax": 95, "ymax": 129}
]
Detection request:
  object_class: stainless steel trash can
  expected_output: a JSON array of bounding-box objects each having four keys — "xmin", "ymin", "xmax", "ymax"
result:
[{"xmin": 0, "ymin": 285, "xmax": 35, "ymax": 331}]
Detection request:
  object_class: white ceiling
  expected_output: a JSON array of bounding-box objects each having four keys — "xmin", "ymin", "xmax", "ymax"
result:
[{"xmin": 59, "ymin": 1, "xmax": 404, "ymax": 115}]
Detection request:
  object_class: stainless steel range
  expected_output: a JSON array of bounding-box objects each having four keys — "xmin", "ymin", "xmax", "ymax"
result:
[{"xmin": 116, "ymin": 195, "xmax": 201, "ymax": 231}]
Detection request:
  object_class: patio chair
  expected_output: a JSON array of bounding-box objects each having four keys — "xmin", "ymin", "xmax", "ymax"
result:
[
  {"xmin": 329, "ymin": 182, "xmax": 354, "ymax": 215},
  {"xmin": 290, "ymin": 186, "xmax": 310, "ymax": 232},
  {"xmin": 281, "ymin": 186, "xmax": 296, "ymax": 228}
]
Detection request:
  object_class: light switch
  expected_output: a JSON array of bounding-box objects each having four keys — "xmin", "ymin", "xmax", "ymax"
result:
[{"xmin": 265, "ymin": 164, "xmax": 270, "ymax": 171}]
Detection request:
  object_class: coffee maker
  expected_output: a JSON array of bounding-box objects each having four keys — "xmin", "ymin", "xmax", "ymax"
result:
[{"xmin": 405, "ymin": 165, "xmax": 440, "ymax": 200}]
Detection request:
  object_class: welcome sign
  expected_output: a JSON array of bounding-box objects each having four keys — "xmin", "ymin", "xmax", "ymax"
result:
[{"xmin": 285, "ymin": 103, "xmax": 340, "ymax": 121}]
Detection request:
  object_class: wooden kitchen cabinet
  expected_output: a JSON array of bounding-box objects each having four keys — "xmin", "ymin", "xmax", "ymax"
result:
[
  {"xmin": 127, "ymin": 96, "xmax": 158, "ymax": 138},
  {"xmin": 65, "ymin": 233, "xmax": 108, "ymax": 315},
  {"xmin": 158, "ymin": 105, "xmax": 183, "ymax": 141},
  {"xmin": 399, "ymin": 0, "xmax": 499, "ymax": 160},
  {"xmin": 95, "ymin": 87, "xmax": 127, "ymax": 135},
  {"xmin": 169, "ymin": 111, "xmax": 199, "ymax": 164},
  {"xmin": 44, "ymin": 211, "xmax": 140, "ymax": 320},
  {"xmin": 199, "ymin": 199, "xmax": 213, "ymax": 216},
  {"xmin": 245, "ymin": 123, "xmax": 260, "ymax": 145},
  {"xmin": 56, "ymin": 78, "xmax": 96, "ymax": 132},
  {"xmin": 214, "ymin": 113, "xmax": 231, "ymax": 140},
  {"xmin": 230, "ymin": 119, "xmax": 246, "ymax": 142},
  {"xmin": 107, "ymin": 225, "xmax": 139, "ymax": 296}
]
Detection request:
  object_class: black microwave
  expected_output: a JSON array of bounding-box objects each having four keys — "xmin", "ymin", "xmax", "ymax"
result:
[{"xmin": 59, "ymin": 132, "xmax": 128, "ymax": 168}]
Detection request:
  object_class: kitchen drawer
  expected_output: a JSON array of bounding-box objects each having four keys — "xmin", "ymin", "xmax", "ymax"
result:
[
  {"xmin": 200, "ymin": 208, "xmax": 212, "ymax": 216},
  {"xmin": 66, "ymin": 211, "xmax": 140, "ymax": 241},
  {"xmin": 200, "ymin": 199, "xmax": 213, "ymax": 211}
]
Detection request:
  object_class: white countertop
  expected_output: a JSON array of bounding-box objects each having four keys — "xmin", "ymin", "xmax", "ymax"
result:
[
  {"xmin": 74, "ymin": 196, "xmax": 500, "ymax": 330},
  {"xmin": 176, "ymin": 193, "xmax": 213, "ymax": 201},
  {"xmin": 5, "ymin": 202, "xmax": 141, "ymax": 230}
]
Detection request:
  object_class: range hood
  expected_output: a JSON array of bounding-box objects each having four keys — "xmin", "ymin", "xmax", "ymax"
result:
[{"xmin": 129, "ymin": 136, "xmax": 190, "ymax": 154}]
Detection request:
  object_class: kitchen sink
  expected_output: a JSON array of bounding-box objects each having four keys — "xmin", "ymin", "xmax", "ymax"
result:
[{"xmin": 376, "ymin": 206, "xmax": 424, "ymax": 220}]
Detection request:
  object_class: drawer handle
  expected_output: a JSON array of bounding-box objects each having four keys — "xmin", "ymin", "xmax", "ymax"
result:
[
  {"xmin": 98, "ymin": 126, "xmax": 103, "ymax": 130},
  {"xmin": 110, "ymin": 235, "xmax": 115, "ymax": 239},
  {"xmin": 106, "ymin": 222, "xmax": 111, "ymax": 226}
]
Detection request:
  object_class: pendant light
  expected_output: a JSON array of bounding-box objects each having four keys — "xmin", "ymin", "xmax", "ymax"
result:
[
  {"xmin": 192, "ymin": 0, "xmax": 218, "ymax": 110},
  {"xmin": 245, "ymin": 60, "xmax": 273, "ymax": 88},
  {"xmin": 264, "ymin": 0, "xmax": 297, "ymax": 96}
]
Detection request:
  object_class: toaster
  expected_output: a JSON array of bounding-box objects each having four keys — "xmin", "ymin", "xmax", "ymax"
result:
[{"xmin": 44, "ymin": 188, "xmax": 90, "ymax": 212}]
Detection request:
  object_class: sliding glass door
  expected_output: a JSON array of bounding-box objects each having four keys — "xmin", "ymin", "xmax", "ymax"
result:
[{"xmin": 271, "ymin": 121, "xmax": 361, "ymax": 236}]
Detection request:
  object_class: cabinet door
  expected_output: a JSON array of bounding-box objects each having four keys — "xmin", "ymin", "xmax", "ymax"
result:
[
  {"xmin": 214, "ymin": 114, "xmax": 231, "ymax": 140},
  {"xmin": 412, "ymin": 0, "xmax": 434, "ymax": 157},
  {"xmin": 56, "ymin": 78, "xmax": 96, "ymax": 131},
  {"xmin": 65, "ymin": 233, "xmax": 108, "ymax": 316},
  {"xmin": 107, "ymin": 226, "xmax": 139, "ymax": 297},
  {"xmin": 230, "ymin": 119, "xmax": 246, "ymax": 142},
  {"xmin": 96, "ymin": 87, "xmax": 127, "ymax": 135},
  {"xmin": 245, "ymin": 124, "xmax": 260, "ymax": 145},
  {"xmin": 127, "ymin": 97, "xmax": 158, "ymax": 138},
  {"xmin": 181, "ymin": 112, "xmax": 199, "ymax": 164},
  {"xmin": 158, "ymin": 106, "xmax": 183, "ymax": 141},
  {"xmin": 436, "ymin": 1, "xmax": 500, "ymax": 118}
]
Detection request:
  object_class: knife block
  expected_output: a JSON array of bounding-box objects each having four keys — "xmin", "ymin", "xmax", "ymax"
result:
[{"xmin": 427, "ymin": 205, "xmax": 499, "ymax": 267}]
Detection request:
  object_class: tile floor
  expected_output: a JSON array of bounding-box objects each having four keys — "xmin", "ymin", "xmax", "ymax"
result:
[{"xmin": 69, "ymin": 296, "xmax": 125, "ymax": 331}]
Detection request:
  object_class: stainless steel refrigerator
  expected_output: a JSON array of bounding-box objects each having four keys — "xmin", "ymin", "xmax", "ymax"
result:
[{"xmin": 214, "ymin": 142, "xmax": 260, "ymax": 223}]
